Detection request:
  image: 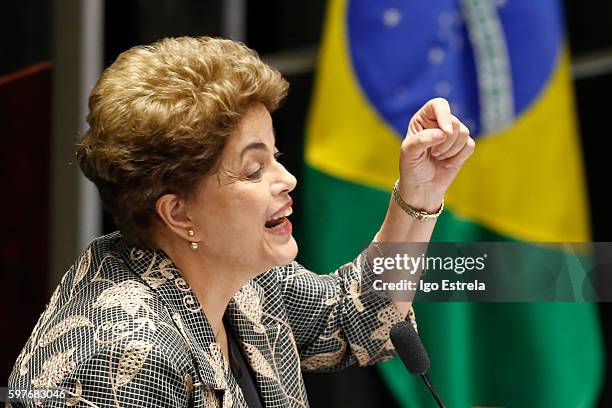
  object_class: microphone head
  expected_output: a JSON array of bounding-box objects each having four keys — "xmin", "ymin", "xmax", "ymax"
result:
[{"xmin": 390, "ymin": 320, "xmax": 430, "ymax": 375}]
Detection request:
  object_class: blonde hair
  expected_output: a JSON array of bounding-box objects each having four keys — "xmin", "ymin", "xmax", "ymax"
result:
[{"xmin": 76, "ymin": 36, "xmax": 289, "ymax": 248}]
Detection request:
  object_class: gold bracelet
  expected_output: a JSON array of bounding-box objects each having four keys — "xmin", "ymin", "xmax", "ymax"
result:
[{"xmin": 392, "ymin": 179, "xmax": 444, "ymax": 221}]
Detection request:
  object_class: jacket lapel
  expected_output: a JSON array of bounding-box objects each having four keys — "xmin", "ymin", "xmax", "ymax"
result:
[
  {"xmin": 226, "ymin": 281, "xmax": 292, "ymax": 407},
  {"xmin": 117, "ymin": 241, "xmax": 229, "ymax": 396}
]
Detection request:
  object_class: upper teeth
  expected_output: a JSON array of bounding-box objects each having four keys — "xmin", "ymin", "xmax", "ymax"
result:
[{"xmin": 271, "ymin": 207, "xmax": 292, "ymax": 220}]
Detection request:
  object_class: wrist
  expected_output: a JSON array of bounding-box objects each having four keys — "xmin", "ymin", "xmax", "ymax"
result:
[{"xmin": 396, "ymin": 181, "xmax": 444, "ymax": 213}]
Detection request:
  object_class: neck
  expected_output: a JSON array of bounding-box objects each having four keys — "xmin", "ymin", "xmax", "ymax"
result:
[{"xmin": 159, "ymin": 238, "xmax": 251, "ymax": 337}]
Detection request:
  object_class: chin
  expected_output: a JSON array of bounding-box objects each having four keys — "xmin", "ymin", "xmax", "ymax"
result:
[{"xmin": 269, "ymin": 236, "xmax": 299, "ymax": 267}]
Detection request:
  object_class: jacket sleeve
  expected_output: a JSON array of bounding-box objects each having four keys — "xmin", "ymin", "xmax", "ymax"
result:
[{"xmin": 277, "ymin": 250, "xmax": 417, "ymax": 372}]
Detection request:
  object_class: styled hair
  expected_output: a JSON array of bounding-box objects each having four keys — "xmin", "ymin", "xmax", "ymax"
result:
[{"xmin": 76, "ymin": 36, "xmax": 289, "ymax": 248}]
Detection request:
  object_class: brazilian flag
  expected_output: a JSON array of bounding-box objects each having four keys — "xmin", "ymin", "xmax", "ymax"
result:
[{"xmin": 300, "ymin": 0, "xmax": 603, "ymax": 406}]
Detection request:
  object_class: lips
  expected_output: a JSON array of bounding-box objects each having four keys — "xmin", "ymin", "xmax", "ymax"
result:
[
  {"xmin": 266, "ymin": 199, "xmax": 292, "ymax": 223},
  {"xmin": 265, "ymin": 200, "xmax": 293, "ymax": 235},
  {"xmin": 265, "ymin": 206, "xmax": 293, "ymax": 228}
]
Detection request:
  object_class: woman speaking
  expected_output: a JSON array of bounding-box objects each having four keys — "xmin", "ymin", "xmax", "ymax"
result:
[{"xmin": 9, "ymin": 36, "xmax": 473, "ymax": 407}]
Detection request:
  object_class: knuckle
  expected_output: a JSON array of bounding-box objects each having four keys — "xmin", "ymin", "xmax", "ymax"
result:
[
  {"xmin": 467, "ymin": 138, "xmax": 476, "ymax": 150},
  {"xmin": 432, "ymin": 97, "xmax": 448, "ymax": 106},
  {"xmin": 428, "ymin": 97, "xmax": 449, "ymax": 112}
]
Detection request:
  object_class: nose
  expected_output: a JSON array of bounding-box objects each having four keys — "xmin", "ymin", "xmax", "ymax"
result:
[{"xmin": 271, "ymin": 161, "xmax": 297, "ymax": 196}]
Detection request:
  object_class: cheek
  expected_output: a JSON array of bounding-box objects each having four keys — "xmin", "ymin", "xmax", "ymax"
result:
[
  {"xmin": 234, "ymin": 189, "xmax": 268, "ymax": 223},
  {"xmin": 203, "ymin": 189, "xmax": 268, "ymax": 239}
]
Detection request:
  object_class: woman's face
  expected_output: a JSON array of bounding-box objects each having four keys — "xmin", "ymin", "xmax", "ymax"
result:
[{"xmin": 187, "ymin": 103, "xmax": 298, "ymax": 274}]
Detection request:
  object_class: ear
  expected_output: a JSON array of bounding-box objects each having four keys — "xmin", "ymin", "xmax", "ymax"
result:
[{"xmin": 155, "ymin": 193, "xmax": 193, "ymax": 241}]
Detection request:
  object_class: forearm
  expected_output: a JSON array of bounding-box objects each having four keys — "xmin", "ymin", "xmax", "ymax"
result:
[
  {"xmin": 366, "ymin": 98, "xmax": 473, "ymax": 319},
  {"xmin": 367, "ymin": 182, "xmax": 444, "ymax": 318}
]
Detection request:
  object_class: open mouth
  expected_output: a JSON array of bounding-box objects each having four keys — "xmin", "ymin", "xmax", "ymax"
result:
[{"xmin": 265, "ymin": 207, "xmax": 292, "ymax": 229}]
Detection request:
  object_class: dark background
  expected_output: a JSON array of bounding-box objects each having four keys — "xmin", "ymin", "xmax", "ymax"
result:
[{"xmin": 1, "ymin": 1, "xmax": 611, "ymax": 406}]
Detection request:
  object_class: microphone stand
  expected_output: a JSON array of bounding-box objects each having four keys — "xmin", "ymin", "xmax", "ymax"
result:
[{"xmin": 421, "ymin": 373, "xmax": 446, "ymax": 408}]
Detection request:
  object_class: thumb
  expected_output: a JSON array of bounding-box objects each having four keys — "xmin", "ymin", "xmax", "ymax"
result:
[{"xmin": 402, "ymin": 128, "xmax": 446, "ymax": 159}]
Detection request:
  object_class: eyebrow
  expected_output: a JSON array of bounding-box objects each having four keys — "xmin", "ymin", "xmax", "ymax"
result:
[
  {"xmin": 239, "ymin": 127, "xmax": 277, "ymax": 161},
  {"xmin": 240, "ymin": 142, "xmax": 268, "ymax": 161}
]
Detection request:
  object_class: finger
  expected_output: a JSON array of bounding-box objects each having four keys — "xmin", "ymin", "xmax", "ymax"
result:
[
  {"xmin": 438, "ymin": 120, "xmax": 469, "ymax": 159},
  {"xmin": 432, "ymin": 115, "xmax": 461, "ymax": 157},
  {"xmin": 416, "ymin": 98, "xmax": 453, "ymax": 133},
  {"xmin": 442, "ymin": 137, "xmax": 476, "ymax": 169},
  {"xmin": 402, "ymin": 128, "xmax": 446, "ymax": 158},
  {"xmin": 428, "ymin": 98, "xmax": 453, "ymax": 135}
]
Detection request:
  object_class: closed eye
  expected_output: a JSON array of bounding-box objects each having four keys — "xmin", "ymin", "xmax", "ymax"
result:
[
  {"xmin": 247, "ymin": 166, "xmax": 263, "ymax": 180},
  {"xmin": 246, "ymin": 150, "xmax": 282, "ymax": 181}
]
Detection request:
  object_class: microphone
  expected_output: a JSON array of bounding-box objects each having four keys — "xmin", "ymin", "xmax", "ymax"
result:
[{"xmin": 390, "ymin": 320, "xmax": 446, "ymax": 408}]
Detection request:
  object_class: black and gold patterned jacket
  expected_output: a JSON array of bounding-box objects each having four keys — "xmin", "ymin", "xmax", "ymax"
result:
[{"xmin": 8, "ymin": 232, "xmax": 415, "ymax": 407}]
